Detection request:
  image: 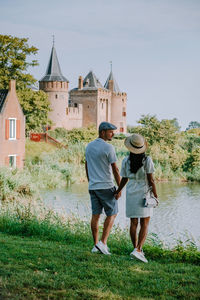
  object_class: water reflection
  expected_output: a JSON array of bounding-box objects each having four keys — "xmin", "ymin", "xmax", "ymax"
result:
[{"xmin": 42, "ymin": 182, "xmax": 200, "ymax": 248}]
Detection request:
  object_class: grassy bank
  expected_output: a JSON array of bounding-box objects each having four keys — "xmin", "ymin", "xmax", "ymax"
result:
[{"xmin": 0, "ymin": 203, "xmax": 199, "ymax": 299}]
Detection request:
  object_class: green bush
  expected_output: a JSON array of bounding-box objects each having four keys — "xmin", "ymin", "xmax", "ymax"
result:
[{"xmin": 48, "ymin": 125, "xmax": 98, "ymax": 145}]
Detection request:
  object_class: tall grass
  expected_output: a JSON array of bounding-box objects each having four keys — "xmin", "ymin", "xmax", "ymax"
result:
[
  {"xmin": 0, "ymin": 167, "xmax": 39, "ymax": 201},
  {"xmin": 1, "ymin": 128, "xmax": 199, "ymax": 202},
  {"xmin": 0, "ymin": 141, "xmax": 86, "ymax": 201}
]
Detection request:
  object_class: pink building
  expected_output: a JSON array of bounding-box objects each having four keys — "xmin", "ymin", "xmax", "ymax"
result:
[{"xmin": 0, "ymin": 80, "xmax": 25, "ymax": 168}]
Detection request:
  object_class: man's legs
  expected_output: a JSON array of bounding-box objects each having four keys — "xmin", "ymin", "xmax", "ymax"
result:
[
  {"xmin": 130, "ymin": 218, "xmax": 138, "ymax": 248},
  {"xmin": 91, "ymin": 214, "xmax": 100, "ymax": 245},
  {"xmin": 90, "ymin": 188, "xmax": 118, "ymax": 252},
  {"xmin": 137, "ymin": 217, "xmax": 150, "ymax": 251},
  {"xmin": 91, "ymin": 214, "xmax": 116, "ymax": 248},
  {"xmin": 101, "ymin": 214, "xmax": 117, "ymax": 245}
]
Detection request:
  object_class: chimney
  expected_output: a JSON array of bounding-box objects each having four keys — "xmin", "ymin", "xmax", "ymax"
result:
[
  {"xmin": 9, "ymin": 80, "xmax": 16, "ymax": 91},
  {"xmin": 108, "ymin": 80, "xmax": 114, "ymax": 92},
  {"xmin": 78, "ymin": 76, "xmax": 83, "ymax": 89}
]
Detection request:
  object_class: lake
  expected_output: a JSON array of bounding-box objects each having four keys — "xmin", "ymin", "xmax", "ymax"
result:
[{"xmin": 42, "ymin": 182, "xmax": 200, "ymax": 248}]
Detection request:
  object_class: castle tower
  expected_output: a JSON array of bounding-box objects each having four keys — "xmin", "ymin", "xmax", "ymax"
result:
[
  {"xmin": 69, "ymin": 71, "xmax": 112, "ymax": 128},
  {"xmin": 39, "ymin": 44, "xmax": 69, "ymax": 128},
  {"xmin": 104, "ymin": 67, "xmax": 127, "ymax": 133}
]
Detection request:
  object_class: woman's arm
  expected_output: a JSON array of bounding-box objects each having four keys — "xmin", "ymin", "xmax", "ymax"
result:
[
  {"xmin": 114, "ymin": 177, "xmax": 129, "ymax": 200},
  {"xmin": 147, "ymin": 173, "xmax": 158, "ymax": 198}
]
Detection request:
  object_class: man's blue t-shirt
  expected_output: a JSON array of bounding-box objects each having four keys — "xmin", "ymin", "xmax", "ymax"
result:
[{"xmin": 85, "ymin": 138, "xmax": 117, "ymax": 190}]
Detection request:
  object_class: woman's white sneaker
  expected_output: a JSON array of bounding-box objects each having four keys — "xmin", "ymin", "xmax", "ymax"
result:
[{"xmin": 130, "ymin": 249, "xmax": 148, "ymax": 263}]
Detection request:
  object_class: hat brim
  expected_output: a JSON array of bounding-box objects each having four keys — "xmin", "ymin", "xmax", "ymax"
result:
[{"xmin": 124, "ymin": 137, "xmax": 147, "ymax": 154}]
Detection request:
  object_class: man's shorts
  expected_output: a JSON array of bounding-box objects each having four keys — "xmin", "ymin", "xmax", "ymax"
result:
[{"xmin": 89, "ymin": 187, "xmax": 118, "ymax": 216}]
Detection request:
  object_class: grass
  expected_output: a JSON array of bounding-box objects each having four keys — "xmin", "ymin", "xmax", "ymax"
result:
[
  {"xmin": 0, "ymin": 233, "xmax": 199, "ymax": 299},
  {"xmin": 0, "ymin": 203, "xmax": 199, "ymax": 299}
]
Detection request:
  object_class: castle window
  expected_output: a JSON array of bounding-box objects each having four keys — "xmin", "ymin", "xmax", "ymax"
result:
[
  {"xmin": 74, "ymin": 103, "xmax": 78, "ymax": 107},
  {"xmin": 88, "ymin": 105, "xmax": 89, "ymax": 108},
  {"xmin": 55, "ymin": 94, "xmax": 58, "ymax": 99},
  {"xmin": 102, "ymin": 103, "xmax": 103, "ymax": 109}
]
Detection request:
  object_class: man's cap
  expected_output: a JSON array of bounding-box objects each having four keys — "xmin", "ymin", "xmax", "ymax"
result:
[{"xmin": 99, "ymin": 122, "xmax": 117, "ymax": 132}]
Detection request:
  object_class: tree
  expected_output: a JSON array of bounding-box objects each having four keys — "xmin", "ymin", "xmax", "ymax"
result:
[
  {"xmin": 0, "ymin": 35, "xmax": 38, "ymax": 89},
  {"xmin": 128, "ymin": 114, "xmax": 180, "ymax": 146},
  {"xmin": 17, "ymin": 89, "xmax": 52, "ymax": 135},
  {"xmin": 186, "ymin": 121, "xmax": 200, "ymax": 131},
  {"xmin": 0, "ymin": 35, "xmax": 52, "ymax": 133}
]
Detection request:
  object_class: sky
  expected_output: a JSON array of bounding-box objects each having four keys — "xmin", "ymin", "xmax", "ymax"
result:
[{"xmin": 1, "ymin": 0, "xmax": 200, "ymax": 130}]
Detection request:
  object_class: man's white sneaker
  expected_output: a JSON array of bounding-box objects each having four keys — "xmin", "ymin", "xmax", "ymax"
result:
[
  {"xmin": 91, "ymin": 246, "xmax": 100, "ymax": 253},
  {"xmin": 130, "ymin": 248, "xmax": 148, "ymax": 263},
  {"xmin": 95, "ymin": 241, "xmax": 111, "ymax": 255}
]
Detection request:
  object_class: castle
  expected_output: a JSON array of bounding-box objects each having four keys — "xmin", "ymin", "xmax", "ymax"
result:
[{"xmin": 39, "ymin": 45, "xmax": 127, "ymax": 133}]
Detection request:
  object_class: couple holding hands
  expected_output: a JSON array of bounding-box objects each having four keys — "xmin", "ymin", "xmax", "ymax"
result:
[{"xmin": 85, "ymin": 122, "xmax": 158, "ymax": 263}]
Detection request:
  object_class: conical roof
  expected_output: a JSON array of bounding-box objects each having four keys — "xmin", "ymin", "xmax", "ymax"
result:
[
  {"xmin": 40, "ymin": 46, "xmax": 68, "ymax": 82},
  {"xmin": 104, "ymin": 71, "xmax": 120, "ymax": 93},
  {"xmin": 83, "ymin": 71, "xmax": 104, "ymax": 89}
]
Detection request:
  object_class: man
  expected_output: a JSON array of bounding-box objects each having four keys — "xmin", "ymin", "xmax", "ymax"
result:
[{"xmin": 85, "ymin": 122, "xmax": 121, "ymax": 255}]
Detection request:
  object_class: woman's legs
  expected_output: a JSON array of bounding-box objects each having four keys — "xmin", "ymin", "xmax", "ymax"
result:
[
  {"xmin": 137, "ymin": 217, "xmax": 150, "ymax": 251},
  {"xmin": 130, "ymin": 218, "xmax": 138, "ymax": 248}
]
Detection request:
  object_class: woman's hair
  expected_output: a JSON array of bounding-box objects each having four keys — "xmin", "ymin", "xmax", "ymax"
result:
[{"xmin": 129, "ymin": 152, "xmax": 146, "ymax": 174}]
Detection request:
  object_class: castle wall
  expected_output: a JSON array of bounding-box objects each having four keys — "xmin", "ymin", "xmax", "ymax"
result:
[
  {"xmin": 70, "ymin": 90, "xmax": 98, "ymax": 127},
  {"xmin": 111, "ymin": 92, "xmax": 127, "ymax": 133},
  {"xmin": 64, "ymin": 104, "xmax": 82, "ymax": 130}
]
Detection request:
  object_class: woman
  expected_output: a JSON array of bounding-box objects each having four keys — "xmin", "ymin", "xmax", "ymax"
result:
[{"xmin": 115, "ymin": 133, "xmax": 158, "ymax": 263}]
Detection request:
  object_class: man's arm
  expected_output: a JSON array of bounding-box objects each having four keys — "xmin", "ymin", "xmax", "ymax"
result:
[
  {"xmin": 85, "ymin": 161, "xmax": 89, "ymax": 182},
  {"xmin": 111, "ymin": 162, "xmax": 121, "ymax": 187}
]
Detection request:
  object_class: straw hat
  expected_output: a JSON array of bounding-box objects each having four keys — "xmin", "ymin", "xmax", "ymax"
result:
[{"xmin": 124, "ymin": 134, "xmax": 147, "ymax": 154}]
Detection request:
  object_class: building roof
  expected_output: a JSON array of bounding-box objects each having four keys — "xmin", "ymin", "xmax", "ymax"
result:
[
  {"xmin": 104, "ymin": 71, "xmax": 120, "ymax": 93},
  {"xmin": 0, "ymin": 89, "xmax": 8, "ymax": 112},
  {"xmin": 40, "ymin": 46, "xmax": 68, "ymax": 82},
  {"xmin": 83, "ymin": 71, "xmax": 104, "ymax": 90}
]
